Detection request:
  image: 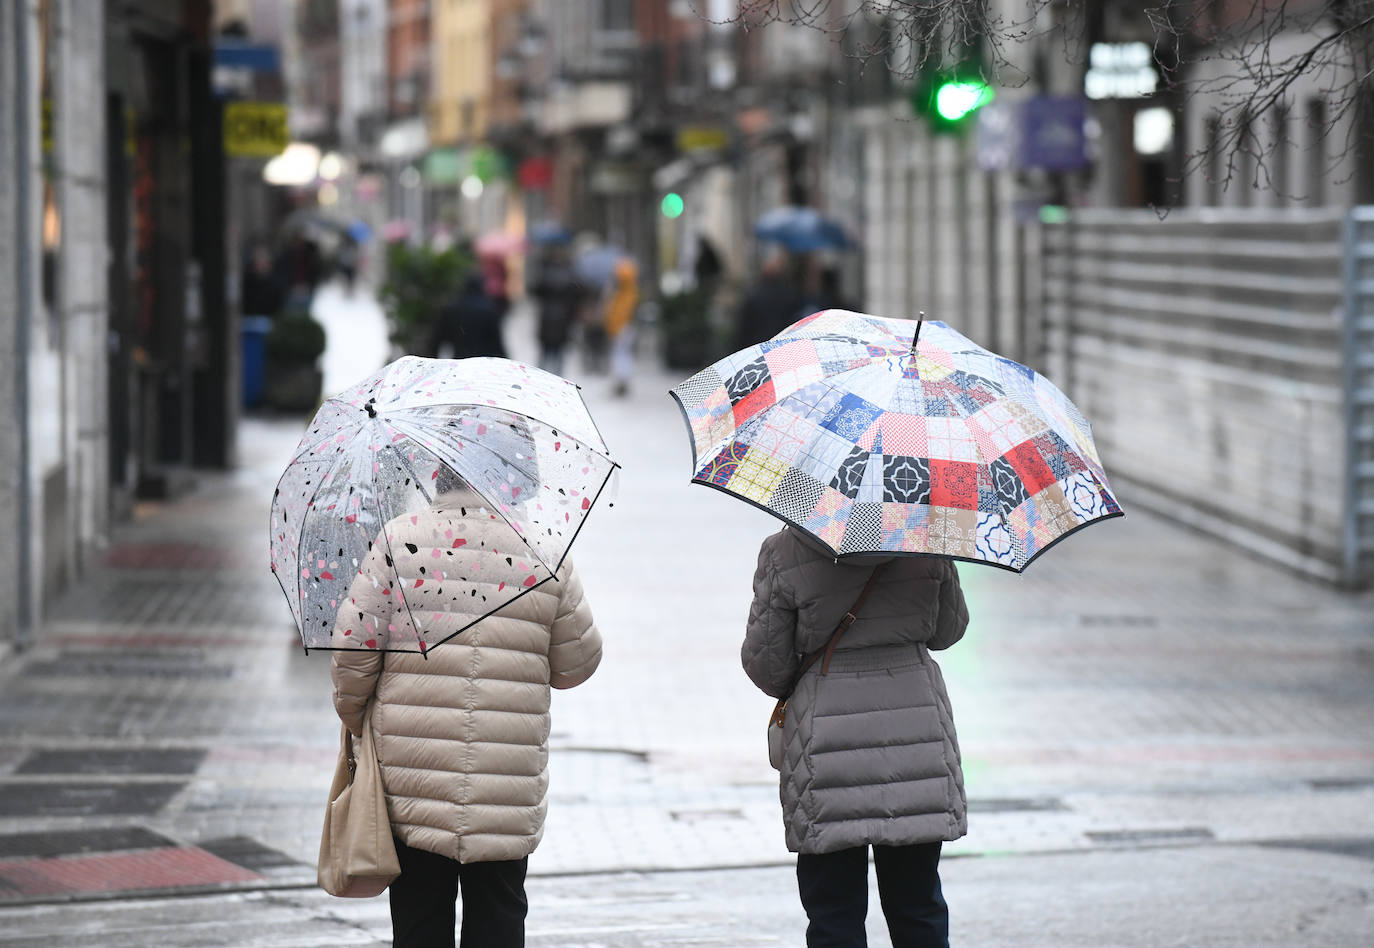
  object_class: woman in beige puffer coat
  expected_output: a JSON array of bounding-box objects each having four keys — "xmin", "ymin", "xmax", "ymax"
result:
[
  {"xmin": 331, "ymin": 484, "xmax": 601, "ymax": 948},
  {"xmin": 743, "ymin": 526, "xmax": 968, "ymax": 948}
]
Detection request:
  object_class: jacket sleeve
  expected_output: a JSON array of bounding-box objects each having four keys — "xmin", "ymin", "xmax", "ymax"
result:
[
  {"xmin": 329, "ymin": 533, "xmax": 395, "ymax": 734},
  {"xmin": 740, "ymin": 540, "xmax": 799, "ymax": 698},
  {"xmin": 548, "ymin": 559, "xmax": 602, "ymax": 690},
  {"xmin": 927, "ymin": 560, "xmax": 970, "ymax": 652}
]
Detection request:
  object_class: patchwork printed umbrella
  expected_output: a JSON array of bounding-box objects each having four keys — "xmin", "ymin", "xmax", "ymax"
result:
[
  {"xmin": 669, "ymin": 310, "xmax": 1122, "ymax": 571},
  {"xmin": 271, "ymin": 356, "xmax": 618, "ymax": 652}
]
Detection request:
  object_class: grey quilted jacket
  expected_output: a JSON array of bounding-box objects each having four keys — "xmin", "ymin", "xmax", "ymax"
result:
[{"xmin": 742, "ymin": 527, "xmax": 970, "ymax": 854}]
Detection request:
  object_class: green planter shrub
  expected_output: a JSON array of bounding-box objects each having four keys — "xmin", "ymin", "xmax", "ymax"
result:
[
  {"xmin": 377, "ymin": 242, "xmax": 472, "ymax": 354},
  {"xmin": 264, "ymin": 308, "xmax": 326, "ymax": 411}
]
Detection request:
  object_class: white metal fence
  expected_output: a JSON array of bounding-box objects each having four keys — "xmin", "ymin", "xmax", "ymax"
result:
[{"xmin": 1040, "ymin": 207, "xmax": 1373, "ymax": 587}]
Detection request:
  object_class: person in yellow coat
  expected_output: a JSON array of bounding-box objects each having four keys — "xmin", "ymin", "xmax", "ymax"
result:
[{"xmin": 604, "ymin": 257, "xmax": 639, "ymax": 397}]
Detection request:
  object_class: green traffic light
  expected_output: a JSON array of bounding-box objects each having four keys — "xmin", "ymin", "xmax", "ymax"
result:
[
  {"xmin": 661, "ymin": 193, "xmax": 684, "ymax": 219},
  {"xmin": 934, "ymin": 80, "xmax": 994, "ymax": 122}
]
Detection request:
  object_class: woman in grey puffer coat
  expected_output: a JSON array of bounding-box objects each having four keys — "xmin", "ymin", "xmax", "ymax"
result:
[{"xmin": 742, "ymin": 526, "xmax": 970, "ymax": 948}]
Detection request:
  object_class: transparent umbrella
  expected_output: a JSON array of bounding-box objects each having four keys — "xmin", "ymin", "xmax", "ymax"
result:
[{"xmin": 271, "ymin": 356, "xmax": 618, "ymax": 652}]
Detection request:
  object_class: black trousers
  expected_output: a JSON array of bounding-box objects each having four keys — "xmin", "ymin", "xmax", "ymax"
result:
[
  {"xmin": 796, "ymin": 842, "xmax": 947, "ymax": 948},
  {"xmin": 389, "ymin": 837, "xmax": 529, "ymax": 948}
]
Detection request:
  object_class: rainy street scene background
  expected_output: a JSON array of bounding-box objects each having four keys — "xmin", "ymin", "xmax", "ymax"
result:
[{"xmin": 1, "ymin": 1, "xmax": 1373, "ymax": 946}]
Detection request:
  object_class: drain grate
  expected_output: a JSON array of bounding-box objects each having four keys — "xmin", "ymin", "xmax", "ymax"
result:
[
  {"xmin": 1077, "ymin": 615, "xmax": 1159, "ymax": 627},
  {"xmin": 1259, "ymin": 837, "xmax": 1374, "ymax": 863},
  {"xmin": 1308, "ymin": 777, "xmax": 1374, "ymax": 792},
  {"xmin": 1087, "ymin": 827, "xmax": 1215, "ymax": 845},
  {"xmin": 0, "ymin": 781, "xmax": 185, "ymax": 818},
  {"xmin": 0, "ymin": 827, "xmax": 177, "ymax": 860},
  {"xmin": 669, "ymin": 808, "xmax": 745, "ymax": 823},
  {"xmin": 198, "ymin": 836, "xmax": 302, "ymax": 871},
  {"xmin": 968, "ymin": 797, "xmax": 1067, "ymax": 813},
  {"xmin": 16, "ymin": 748, "xmax": 206, "ymax": 776}
]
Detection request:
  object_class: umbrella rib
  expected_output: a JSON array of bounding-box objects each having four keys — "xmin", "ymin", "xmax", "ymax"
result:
[
  {"xmin": 385, "ymin": 413, "xmax": 562, "ymax": 576},
  {"xmin": 373, "ymin": 439, "xmax": 428, "ymax": 653},
  {"xmin": 284, "ymin": 421, "xmax": 376, "ymax": 644}
]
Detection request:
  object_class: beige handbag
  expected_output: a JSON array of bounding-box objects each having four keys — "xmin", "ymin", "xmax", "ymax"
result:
[{"xmin": 317, "ymin": 704, "xmax": 400, "ymax": 897}]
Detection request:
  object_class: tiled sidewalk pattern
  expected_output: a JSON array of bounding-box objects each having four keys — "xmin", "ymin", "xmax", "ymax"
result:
[{"xmin": 0, "ymin": 352, "xmax": 1371, "ymax": 911}]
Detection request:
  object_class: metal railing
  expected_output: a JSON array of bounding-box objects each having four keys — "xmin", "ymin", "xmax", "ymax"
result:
[{"xmin": 1040, "ymin": 207, "xmax": 1372, "ymax": 586}]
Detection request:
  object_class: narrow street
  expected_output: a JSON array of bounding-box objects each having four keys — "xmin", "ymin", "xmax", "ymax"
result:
[{"xmin": 1, "ymin": 286, "xmax": 1371, "ymax": 946}]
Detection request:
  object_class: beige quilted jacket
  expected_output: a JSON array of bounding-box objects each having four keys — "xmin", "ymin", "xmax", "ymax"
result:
[{"xmin": 330, "ymin": 490, "xmax": 601, "ymax": 864}]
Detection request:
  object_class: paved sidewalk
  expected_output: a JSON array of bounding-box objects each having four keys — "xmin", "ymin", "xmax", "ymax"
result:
[{"xmin": 1, "ymin": 303, "xmax": 1372, "ymax": 943}]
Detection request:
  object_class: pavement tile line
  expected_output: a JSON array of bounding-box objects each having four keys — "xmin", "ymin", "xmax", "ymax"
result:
[{"xmin": 2, "ymin": 318, "xmax": 1373, "ymax": 940}]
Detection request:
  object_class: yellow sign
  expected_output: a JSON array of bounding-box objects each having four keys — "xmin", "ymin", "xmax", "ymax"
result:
[
  {"xmin": 676, "ymin": 126, "xmax": 730, "ymax": 153},
  {"xmin": 223, "ymin": 102, "xmax": 288, "ymax": 158}
]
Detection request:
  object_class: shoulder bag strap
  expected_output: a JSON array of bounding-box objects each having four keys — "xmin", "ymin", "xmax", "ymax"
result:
[{"xmin": 792, "ymin": 561, "xmax": 887, "ymax": 688}]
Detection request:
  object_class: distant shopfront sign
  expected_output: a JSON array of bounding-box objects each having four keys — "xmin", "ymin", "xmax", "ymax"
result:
[
  {"xmin": 223, "ymin": 102, "xmax": 288, "ymax": 158},
  {"xmin": 976, "ymin": 96, "xmax": 1087, "ymax": 172},
  {"xmin": 1021, "ymin": 96, "xmax": 1088, "ymax": 170},
  {"xmin": 1085, "ymin": 42, "xmax": 1159, "ymax": 100}
]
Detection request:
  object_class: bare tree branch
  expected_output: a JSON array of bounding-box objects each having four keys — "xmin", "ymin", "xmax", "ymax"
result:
[{"xmin": 714, "ymin": 0, "xmax": 1374, "ymax": 201}]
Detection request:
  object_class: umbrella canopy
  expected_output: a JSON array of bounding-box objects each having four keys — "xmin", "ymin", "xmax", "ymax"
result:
[
  {"xmin": 755, "ymin": 206, "xmax": 854, "ymax": 253},
  {"xmin": 271, "ymin": 356, "xmax": 618, "ymax": 652},
  {"xmin": 528, "ymin": 221, "xmax": 573, "ymax": 245},
  {"xmin": 574, "ymin": 245, "xmax": 629, "ymax": 288},
  {"xmin": 668, "ymin": 310, "xmax": 1122, "ymax": 571},
  {"xmin": 347, "ymin": 220, "xmax": 372, "ymax": 243},
  {"xmin": 476, "ymin": 230, "xmax": 525, "ymax": 258}
]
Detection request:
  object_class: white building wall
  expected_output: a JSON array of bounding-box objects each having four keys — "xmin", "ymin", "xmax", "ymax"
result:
[
  {"xmin": 1182, "ymin": 26, "xmax": 1360, "ymax": 209},
  {"xmin": 0, "ymin": 0, "xmax": 108, "ymax": 647}
]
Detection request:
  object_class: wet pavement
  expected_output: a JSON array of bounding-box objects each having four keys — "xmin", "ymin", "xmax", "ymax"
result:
[{"xmin": 1, "ymin": 291, "xmax": 1372, "ymax": 945}]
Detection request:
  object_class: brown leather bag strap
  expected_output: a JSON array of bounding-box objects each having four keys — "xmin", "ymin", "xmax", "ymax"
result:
[
  {"xmin": 790, "ymin": 562, "xmax": 887, "ymax": 689},
  {"xmin": 820, "ymin": 564, "xmax": 885, "ymax": 676}
]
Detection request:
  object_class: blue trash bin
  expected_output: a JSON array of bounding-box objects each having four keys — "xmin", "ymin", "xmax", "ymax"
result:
[{"xmin": 240, "ymin": 316, "xmax": 274, "ymax": 409}]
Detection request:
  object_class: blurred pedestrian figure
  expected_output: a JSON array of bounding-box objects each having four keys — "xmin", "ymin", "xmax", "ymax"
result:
[
  {"xmin": 693, "ymin": 234, "xmax": 723, "ymax": 294},
  {"xmin": 798, "ymin": 265, "xmax": 858, "ymax": 320},
  {"xmin": 481, "ymin": 254, "xmax": 511, "ymax": 320},
  {"xmin": 604, "ymin": 258, "xmax": 639, "ymax": 398},
  {"xmin": 734, "ymin": 250, "xmax": 803, "ymax": 349},
  {"xmin": 240, "ymin": 244, "xmax": 284, "ymax": 318},
  {"xmin": 580, "ymin": 299, "xmax": 610, "ymax": 376},
  {"xmin": 331, "ymin": 440, "xmax": 603, "ymax": 948},
  {"xmin": 276, "ymin": 234, "xmax": 324, "ymax": 307},
  {"xmin": 431, "ymin": 273, "xmax": 507, "ymax": 359},
  {"xmin": 335, "ymin": 234, "xmax": 360, "ymax": 296},
  {"xmin": 742, "ymin": 528, "xmax": 969, "ymax": 947},
  {"xmin": 531, "ymin": 248, "xmax": 582, "ymax": 377}
]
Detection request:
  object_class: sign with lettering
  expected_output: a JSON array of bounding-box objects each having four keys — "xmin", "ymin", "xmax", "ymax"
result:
[
  {"xmin": 223, "ymin": 102, "xmax": 288, "ymax": 158},
  {"xmin": 1085, "ymin": 42, "xmax": 1159, "ymax": 100}
]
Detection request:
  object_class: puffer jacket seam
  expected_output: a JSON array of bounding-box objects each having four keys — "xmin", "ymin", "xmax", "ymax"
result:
[
  {"xmin": 806, "ymin": 739, "xmax": 947, "ymax": 756},
  {"xmin": 379, "ymin": 705, "xmax": 550, "ymax": 719},
  {"xmin": 922, "ymin": 657, "xmax": 960, "ymax": 837}
]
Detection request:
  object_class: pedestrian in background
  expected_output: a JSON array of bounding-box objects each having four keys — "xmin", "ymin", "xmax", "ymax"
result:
[
  {"xmin": 798, "ymin": 265, "xmax": 858, "ymax": 319},
  {"xmin": 481, "ymin": 253, "xmax": 511, "ymax": 319},
  {"xmin": 431, "ymin": 272, "xmax": 507, "ymax": 360},
  {"xmin": 603, "ymin": 257, "xmax": 639, "ymax": 397},
  {"xmin": 330, "ymin": 436, "xmax": 603, "ymax": 948},
  {"xmin": 240, "ymin": 243, "xmax": 284, "ymax": 318},
  {"xmin": 741, "ymin": 526, "xmax": 969, "ymax": 947},
  {"xmin": 734, "ymin": 249, "xmax": 802, "ymax": 348},
  {"xmin": 531, "ymin": 247, "xmax": 581, "ymax": 377}
]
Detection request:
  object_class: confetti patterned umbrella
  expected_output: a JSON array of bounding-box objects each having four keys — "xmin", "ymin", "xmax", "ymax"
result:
[
  {"xmin": 669, "ymin": 310, "xmax": 1122, "ymax": 571},
  {"xmin": 271, "ymin": 356, "xmax": 618, "ymax": 652}
]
